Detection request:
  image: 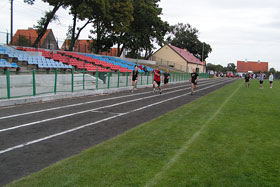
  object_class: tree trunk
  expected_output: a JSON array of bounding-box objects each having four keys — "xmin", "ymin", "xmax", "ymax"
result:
[
  {"xmin": 32, "ymin": 3, "xmax": 62, "ymax": 48},
  {"xmin": 69, "ymin": 11, "xmax": 77, "ymax": 51}
]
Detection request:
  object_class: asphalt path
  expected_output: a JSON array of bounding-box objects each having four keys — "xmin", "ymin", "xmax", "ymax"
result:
[{"xmin": 0, "ymin": 78, "xmax": 236, "ymax": 186}]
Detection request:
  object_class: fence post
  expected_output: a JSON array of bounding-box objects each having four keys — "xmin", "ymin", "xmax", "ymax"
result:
[
  {"xmin": 83, "ymin": 68, "xmax": 85, "ymax": 90},
  {"xmin": 96, "ymin": 67, "xmax": 99, "ymax": 90},
  {"xmin": 71, "ymin": 68, "xmax": 74, "ymax": 93},
  {"xmin": 32, "ymin": 69, "xmax": 36, "ymax": 96},
  {"xmin": 141, "ymin": 72, "xmax": 143, "ymax": 85},
  {"xmin": 117, "ymin": 71, "xmax": 120, "ymax": 88},
  {"xmin": 54, "ymin": 68, "xmax": 58, "ymax": 94},
  {"xmin": 107, "ymin": 72, "xmax": 111, "ymax": 89},
  {"xmin": 126, "ymin": 71, "xmax": 129, "ymax": 87},
  {"xmin": 6, "ymin": 69, "xmax": 10, "ymax": 99},
  {"xmin": 147, "ymin": 72, "xmax": 149, "ymax": 85}
]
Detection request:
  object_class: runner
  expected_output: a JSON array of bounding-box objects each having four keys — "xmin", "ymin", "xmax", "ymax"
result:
[
  {"xmin": 190, "ymin": 69, "xmax": 199, "ymax": 95},
  {"xmin": 244, "ymin": 73, "xmax": 250, "ymax": 88},
  {"xmin": 131, "ymin": 65, "xmax": 139, "ymax": 93},
  {"xmin": 269, "ymin": 72, "xmax": 274, "ymax": 88},
  {"xmin": 259, "ymin": 72, "xmax": 264, "ymax": 89},
  {"xmin": 163, "ymin": 69, "xmax": 170, "ymax": 89},
  {"xmin": 153, "ymin": 66, "xmax": 162, "ymax": 94}
]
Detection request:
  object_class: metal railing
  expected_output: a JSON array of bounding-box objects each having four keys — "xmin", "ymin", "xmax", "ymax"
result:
[{"xmin": 0, "ymin": 69, "xmax": 209, "ymax": 100}]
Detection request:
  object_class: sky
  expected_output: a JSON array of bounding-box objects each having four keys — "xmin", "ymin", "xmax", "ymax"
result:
[{"xmin": 0, "ymin": 0, "xmax": 279, "ymax": 70}]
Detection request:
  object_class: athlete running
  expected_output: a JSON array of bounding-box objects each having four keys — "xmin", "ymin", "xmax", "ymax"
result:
[
  {"xmin": 153, "ymin": 66, "xmax": 162, "ymax": 94},
  {"xmin": 163, "ymin": 69, "xmax": 170, "ymax": 89},
  {"xmin": 190, "ymin": 69, "xmax": 199, "ymax": 95},
  {"xmin": 131, "ymin": 65, "xmax": 139, "ymax": 93},
  {"xmin": 244, "ymin": 73, "xmax": 250, "ymax": 88}
]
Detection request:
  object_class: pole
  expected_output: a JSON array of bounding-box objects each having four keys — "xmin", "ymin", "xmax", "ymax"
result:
[
  {"xmin": 202, "ymin": 42, "xmax": 205, "ymax": 63},
  {"xmin": 96, "ymin": 67, "xmax": 99, "ymax": 90},
  {"xmin": 32, "ymin": 69, "xmax": 36, "ymax": 96},
  {"xmin": 6, "ymin": 69, "xmax": 11, "ymax": 99},
  {"xmin": 10, "ymin": 0, "xmax": 13, "ymax": 45},
  {"xmin": 54, "ymin": 69, "xmax": 58, "ymax": 94}
]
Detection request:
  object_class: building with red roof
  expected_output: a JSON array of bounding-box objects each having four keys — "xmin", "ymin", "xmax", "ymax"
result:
[
  {"xmin": 237, "ymin": 60, "xmax": 268, "ymax": 73},
  {"xmin": 12, "ymin": 28, "xmax": 58, "ymax": 50},
  {"xmin": 150, "ymin": 44, "xmax": 205, "ymax": 72},
  {"xmin": 61, "ymin": 39, "xmax": 93, "ymax": 53}
]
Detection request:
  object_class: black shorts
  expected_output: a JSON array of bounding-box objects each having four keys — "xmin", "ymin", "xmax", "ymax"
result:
[
  {"xmin": 154, "ymin": 80, "xmax": 161, "ymax": 86},
  {"xmin": 270, "ymin": 81, "xmax": 273, "ymax": 84},
  {"xmin": 245, "ymin": 80, "xmax": 249, "ymax": 83},
  {"xmin": 164, "ymin": 79, "xmax": 169, "ymax": 84},
  {"xmin": 191, "ymin": 81, "xmax": 197, "ymax": 85},
  {"xmin": 132, "ymin": 77, "xmax": 137, "ymax": 81},
  {"xmin": 260, "ymin": 80, "xmax": 263, "ymax": 84}
]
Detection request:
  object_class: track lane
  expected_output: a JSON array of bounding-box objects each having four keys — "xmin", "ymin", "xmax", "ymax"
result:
[{"xmin": 0, "ymin": 78, "xmax": 236, "ymax": 186}]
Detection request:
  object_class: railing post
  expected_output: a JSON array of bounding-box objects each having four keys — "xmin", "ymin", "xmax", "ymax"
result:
[
  {"xmin": 147, "ymin": 72, "xmax": 149, "ymax": 85},
  {"xmin": 117, "ymin": 71, "xmax": 120, "ymax": 88},
  {"xmin": 6, "ymin": 69, "xmax": 10, "ymax": 99},
  {"xmin": 83, "ymin": 68, "xmax": 85, "ymax": 90},
  {"xmin": 32, "ymin": 69, "xmax": 36, "ymax": 96},
  {"xmin": 107, "ymin": 72, "xmax": 111, "ymax": 89},
  {"xmin": 141, "ymin": 72, "xmax": 143, "ymax": 85},
  {"xmin": 96, "ymin": 67, "xmax": 99, "ymax": 90},
  {"xmin": 71, "ymin": 68, "xmax": 74, "ymax": 93},
  {"xmin": 126, "ymin": 71, "xmax": 129, "ymax": 87},
  {"xmin": 54, "ymin": 68, "xmax": 58, "ymax": 94}
]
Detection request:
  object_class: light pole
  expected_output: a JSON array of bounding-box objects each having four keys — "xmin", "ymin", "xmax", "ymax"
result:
[{"xmin": 10, "ymin": 0, "xmax": 14, "ymax": 45}]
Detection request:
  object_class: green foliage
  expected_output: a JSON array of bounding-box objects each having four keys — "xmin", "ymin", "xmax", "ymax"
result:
[{"xmin": 167, "ymin": 23, "xmax": 212, "ymax": 61}]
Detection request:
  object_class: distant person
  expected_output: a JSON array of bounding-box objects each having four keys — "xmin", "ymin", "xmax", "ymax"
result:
[
  {"xmin": 143, "ymin": 65, "xmax": 148, "ymax": 75},
  {"xmin": 269, "ymin": 73, "xmax": 274, "ymax": 88},
  {"xmin": 245, "ymin": 73, "xmax": 250, "ymax": 88},
  {"xmin": 153, "ymin": 66, "xmax": 162, "ymax": 94},
  {"xmin": 259, "ymin": 72, "xmax": 264, "ymax": 89},
  {"xmin": 163, "ymin": 69, "xmax": 170, "ymax": 89},
  {"xmin": 139, "ymin": 64, "xmax": 143, "ymax": 70},
  {"xmin": 190, "ymin": 69, "xmax": 199, "ymax": 95},
  {"xmin": 131, "ymin": 65, "xmax": 138, "ymax": 93}
]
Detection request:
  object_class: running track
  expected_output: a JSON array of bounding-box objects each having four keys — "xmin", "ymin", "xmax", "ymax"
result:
[{"xmin": 0, "ymin": 78, "xmax": 235, "ymax": 185}]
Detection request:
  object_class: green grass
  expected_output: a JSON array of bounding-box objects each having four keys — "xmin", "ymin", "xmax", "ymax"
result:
[{"xmin": 8, "ymin": 80, "xmax": 280, "ymax": 187}]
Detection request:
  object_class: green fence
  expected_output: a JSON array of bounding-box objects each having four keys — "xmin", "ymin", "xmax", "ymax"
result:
[{"xmin": 0, "ymin": 69, "xmax": 209, "ymax": 100}]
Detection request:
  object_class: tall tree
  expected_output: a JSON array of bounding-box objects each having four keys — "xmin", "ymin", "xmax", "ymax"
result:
[
  {"xmin": 24, "ymin": 0, "xmax": 64, "ymax": 48},
  {"xmin": 167, "ymin": 23, "xmax": 212, "ymax": 61},
  {"xmin": 122, "ymin": 0, "xmax": 169, "ymax": 58}
]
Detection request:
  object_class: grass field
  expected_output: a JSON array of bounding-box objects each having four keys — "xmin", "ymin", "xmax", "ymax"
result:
[{"xmin": 8, "ymin": 79, "xmax": 280, "ymax": 186}]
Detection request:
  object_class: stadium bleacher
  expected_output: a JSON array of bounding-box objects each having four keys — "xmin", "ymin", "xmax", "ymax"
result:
[{"xmin": 2, "ymin": 45, "xmax": 154, "ymax": 73}]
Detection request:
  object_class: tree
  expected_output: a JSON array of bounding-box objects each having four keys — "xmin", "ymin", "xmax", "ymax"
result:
[
  {"xmin": 269, "ymin": 68, "xmax": 276, "ymax": 74},
  {"xmin": 88, "ymin": 0, "xmax": 134, "ymax": 54},
  {"xmin": 24, "ymin": 0, "xmax": 65, "ymax": 48},
  {"xmin": 124, "ymin": 0, "xmax": 169, "ymax": 58},
  {"xmin": 167, "ymin": 23, "xmax": 212, "ymax": 61},
  {"xmin": 227, "ymin": 63, "xmax": 236, "ymax": 73}
]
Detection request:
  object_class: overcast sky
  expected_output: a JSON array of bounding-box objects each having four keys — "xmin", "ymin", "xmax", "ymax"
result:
[{"xmin": 0, "ymin": 0, "xmax": 279, "ymax": 70}]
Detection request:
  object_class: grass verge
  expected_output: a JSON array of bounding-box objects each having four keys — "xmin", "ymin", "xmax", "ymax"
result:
[{"xmin": 8, "ymin": 80, "xmax": 280, "ymax": 186}]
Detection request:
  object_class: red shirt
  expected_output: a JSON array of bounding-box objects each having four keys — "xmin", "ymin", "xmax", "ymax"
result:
[{"xmin": 153, "ymin": 70, "xmax": 161, "ymax": 81}]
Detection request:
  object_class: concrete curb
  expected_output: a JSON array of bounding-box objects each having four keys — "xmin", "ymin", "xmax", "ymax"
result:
[{"xmin": 0, "ymin": 80, "xmax": 196, "ymax": 107}]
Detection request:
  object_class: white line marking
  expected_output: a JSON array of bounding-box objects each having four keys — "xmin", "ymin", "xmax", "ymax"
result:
[
  {"xmin": 145, "ymin": 81, "xmax": 242, "ymax": 187},
  {"xmin": 0, "ymin": 79, "xmax": 212, "ymax": 120},
  {"xmin": 0, "ymin": 80, "xmax": 235, "ymax": 155},
  {"xmin": 0, "ymin": 80, "xmax": 227, "ymax": 133}
]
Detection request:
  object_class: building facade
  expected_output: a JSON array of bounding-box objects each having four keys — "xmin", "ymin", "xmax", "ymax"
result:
[
  {"xmin": 237, "ymin": 60, "xmax": 268, "ymax": 74},
  {"xmin": 150, "ymin": 44, "xmax": 205, "ymax": 73}
]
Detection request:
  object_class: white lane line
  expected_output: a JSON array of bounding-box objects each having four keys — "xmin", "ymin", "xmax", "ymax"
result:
[
  {"xmin": 0, "ymin": 80, "xmax": 235, "ymax": 155},
  {"xmin": 0, "ymin": 79, "xmax": 213, "ymax": 120},
  {"xmin": 145, "ymin": 82, "xmax": 242, "ymax": 187},
  {"xmin": 0, "ymin": 80, "xmax": 228, "ymax": 133}
]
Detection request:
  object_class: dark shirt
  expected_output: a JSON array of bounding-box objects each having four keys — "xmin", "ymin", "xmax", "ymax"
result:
[
  {"xmin": 245, "ymin": 74, "xmax": 250, "ymax": 81},
  {"xmin": 191, "ymin": 72, "xmax": 199, "ymax": 82},
  {"xmin": 132, "ymin": 70, "xmax": 138, "ymax": 80},
  {"xmin": 164, "ymin": 72, "xmax": 170, "ymax": 80}
]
